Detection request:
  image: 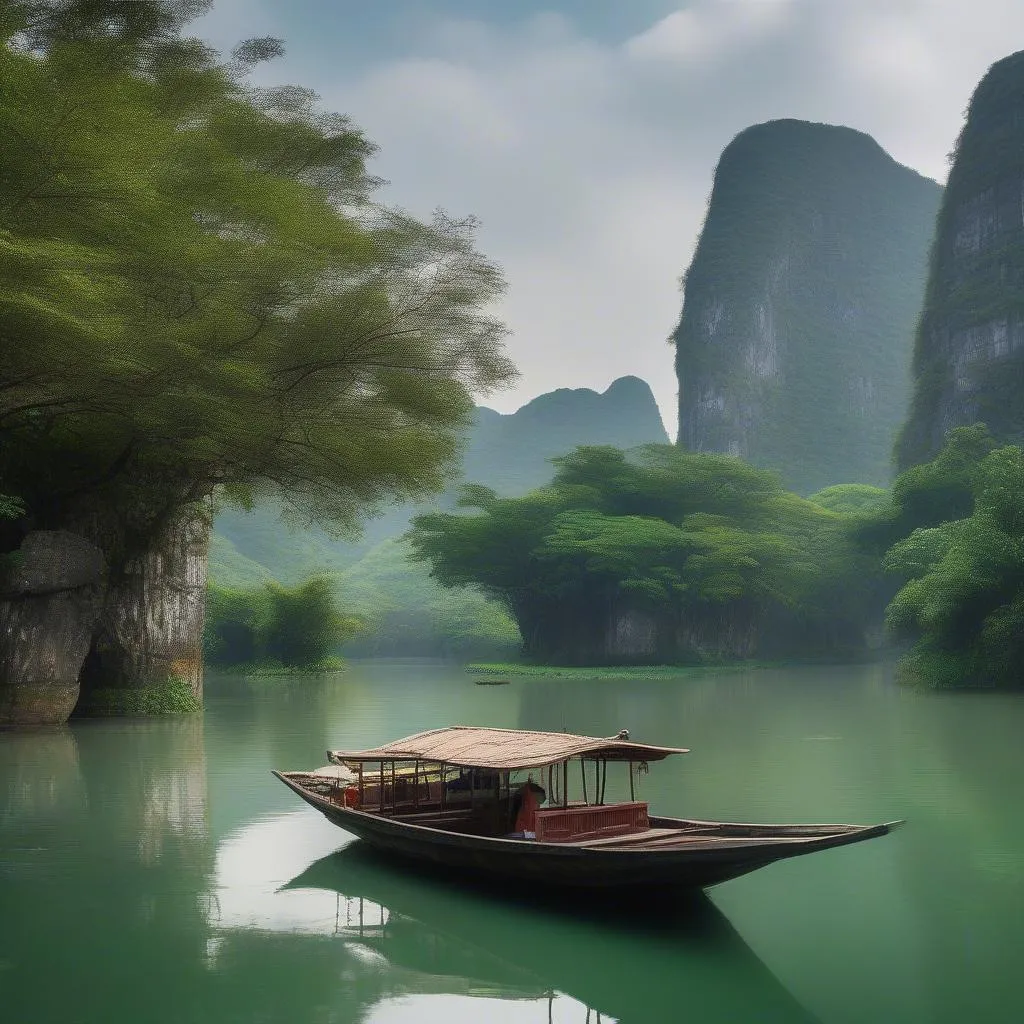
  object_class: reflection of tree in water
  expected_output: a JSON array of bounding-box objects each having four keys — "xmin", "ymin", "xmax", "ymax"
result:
[
  {"xmin": 0, "ymin": 717, "xmax": 214, "ymax": 1023},
  {"xmin": 202, "ymin": 670, "xmax": 343, "ymax": 842},
  {"xmin": 269, "ymin": 845, "xmax": 821, "ymax": 1024}
]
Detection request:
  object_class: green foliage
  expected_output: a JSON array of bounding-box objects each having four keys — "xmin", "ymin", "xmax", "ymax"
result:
[
  {"xmin": 807, "ymin": 484, "xmax": 888, "ymax": 516},
  {"xmin": 204, "ymin": 574, "xmax": 362, "ymax": 670},
  {"xmin": 264, "ymin": 575, "xmax": 352, "ymax": 669},
  {"xmin": 0, "ymin": 493, "xmax": 24, "ymax": 520},
  {"xmin": 208, "ymin": 377, "xmax": 669, "ymax": 592},
  {"xmin": 858, "ymin": 424, "xmax": 997, "ymax": 553},
  {"xmin": 884, "ymin": 442, "xmax": 1024, "ymax": 688},
  {"xmin": 409, "ymin": 444, "xmax": 880, "ymax": 664},
  {"xmin": 0, "ymin": 4, "xmax": 515, "ymax": 570},
  {"xmin": 81, "ymin": 677, "xmax": 201, "ymax": 715},
  {"xmin": 204, "ymin": 582, "xmax": 272, "ymax": 666}
]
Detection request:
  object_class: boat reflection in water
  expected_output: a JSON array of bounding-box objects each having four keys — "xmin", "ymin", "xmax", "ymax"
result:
[{"xmin": 279, "ymin": 844, "xmax": 822, "ymax": 1024}]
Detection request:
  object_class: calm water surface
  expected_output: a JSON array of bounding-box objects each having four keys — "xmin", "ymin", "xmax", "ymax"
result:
[{"xmin": 2, "ymin": 661, "xmax": 1022, "ymax": 1024}]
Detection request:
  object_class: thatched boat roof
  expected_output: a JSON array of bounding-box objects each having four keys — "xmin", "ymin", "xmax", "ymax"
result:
[{"xmin": 327, "ymin": 726, "xmax": 688, "ymax": 770}]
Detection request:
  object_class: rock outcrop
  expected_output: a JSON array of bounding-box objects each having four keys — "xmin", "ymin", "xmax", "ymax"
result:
[
  {"xmin": 0, "ymin": 531, "xmax": 105, "ymax": 725},
  {"xmin": 674, "ymin": 119, "xmax": 941, "ymax": 493},
  {"xmin": 898, "ymin": 52, "xmax": 1024, "ymax": 467},
  {"xmin": 77, "ymin": 505, "xmax": 209, "ymax": 714}
]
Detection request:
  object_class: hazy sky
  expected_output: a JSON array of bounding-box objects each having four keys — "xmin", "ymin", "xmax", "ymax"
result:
[{"xmin": 194, "ymin": 0, "xmax": 1024, "ymax": 439}]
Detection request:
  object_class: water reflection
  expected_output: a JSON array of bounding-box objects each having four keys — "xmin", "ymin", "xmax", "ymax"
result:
[
  {"xmin": 208, "ymin": 812, "xmax": 819, "ymax": 1024},
  {"xmin": 3, "ymin": 662, "xmax": 1023, "ymax": 1024}
]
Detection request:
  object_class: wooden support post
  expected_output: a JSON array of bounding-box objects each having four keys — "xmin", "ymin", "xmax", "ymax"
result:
[
  {"xmin": 562, "ymin": 760, "xmax": 568, "ymax": 808},
  {"xmin": 581, "ymin": 758, "xmax": 588, "ymax": 806},
  {"xmin": 629, "ymin": 761, "xmax": 634, "ymax": 801},
  {"xmin": 391, "ymin": 760, "xmax": 397, "ymax": 814},
  {"xmin": 413, "ymin": 760, "xmax": 419, "ymax": 809},
  {"xmin": 358, "ymin": 763, "xmax": 364, "ymax": 807}
]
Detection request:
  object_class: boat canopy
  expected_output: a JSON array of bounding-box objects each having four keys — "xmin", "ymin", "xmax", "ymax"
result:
[{"xmin": 327, "ymin": 726, "xmax": 689, "ymax": 771}]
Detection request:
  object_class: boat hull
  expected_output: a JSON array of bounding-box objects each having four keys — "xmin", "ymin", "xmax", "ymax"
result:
[{"xmin": 273, "ymin": 771, "xmax": 899, "ymax": 889}]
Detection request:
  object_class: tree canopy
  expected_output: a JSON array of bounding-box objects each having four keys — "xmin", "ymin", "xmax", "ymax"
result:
[
  {"xmin": 408, "ymin": 445, "xmax": 879, "ymax": 664},
  {"xmin": 0, "ymin": 0, "xmax": 515, "ymax": 562}
]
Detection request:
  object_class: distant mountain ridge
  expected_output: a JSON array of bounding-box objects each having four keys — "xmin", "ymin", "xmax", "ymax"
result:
[
  {"xmin": 674, "ymin": 118, "xmax": 941, "ymax": 493},
  {"xmin": 211, "ymin": 375, "xmax": 669, "ymax": 586},
  {"xmin": 465, "ymin": 375, "xmax": 669, "ymax": 496}
]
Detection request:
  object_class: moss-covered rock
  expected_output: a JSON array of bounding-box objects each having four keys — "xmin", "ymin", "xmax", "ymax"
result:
[{"xmin": 76, "ymin": 677, "xmax": 201, "ymax": 716}]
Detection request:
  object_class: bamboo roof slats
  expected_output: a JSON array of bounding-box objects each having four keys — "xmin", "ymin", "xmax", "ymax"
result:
[{"xmin": 327, "ymin": 726, "xmax": 688, "ymax": 771}]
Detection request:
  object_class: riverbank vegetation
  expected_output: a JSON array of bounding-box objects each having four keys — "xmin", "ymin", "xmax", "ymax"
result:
[
  {"xmin": 883, "ymin": 436, "xmax": 1024, "ymax": 688},
  {"xmin": 408, "ymin": 429, "xmax": 1024, "ymax": 688},
  {"xmin": 204, "ymin": 575, "xmax": 360, "ymax": 673}
]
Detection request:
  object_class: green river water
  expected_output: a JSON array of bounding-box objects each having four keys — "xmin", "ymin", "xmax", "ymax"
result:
[{"xmin": 2, "ymin": 660, "xmax": 1022, "ymax": 1024}]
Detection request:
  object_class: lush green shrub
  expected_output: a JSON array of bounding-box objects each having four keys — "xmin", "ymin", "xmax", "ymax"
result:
[
  {"xmin": 885, "ymin": 443, "xmax": 1024, "ymax": 688},
  {"xmin": 204, "ymin": 574, "xmax": 363, "ymax": 670}
]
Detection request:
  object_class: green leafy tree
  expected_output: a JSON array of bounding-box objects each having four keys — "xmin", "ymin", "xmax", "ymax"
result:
[
  {"xmin": 263, "ymin": 575, "xmax": 353, "ymax": 669},
  {"xmin": 857, "ymin": 424, "xmax": 997, "ymax": 555},
  {"xmin": 203, "ymin": 583, "xmax": 271, "ymax": 666},
  {"xmin": 0, "ymin": 1, "xmax": 516, "ymax": 712},
  {"xmin": 807, "ymin": 484, "xmax": 888, "ymax": 516},
  {"xmin": 204, "ymin": 574, "xmax": 363, "ymax": 669},
  {"xmin": 0, "ymin": 0, "xmax": 515, "ymax": 550},
  {"xmin": 884, "ymin": 444, "xmax": 1024, "ymax": 688},
  {"xmin": 409, "ymin": 444, "xmax": 877, "ymax": 664}
]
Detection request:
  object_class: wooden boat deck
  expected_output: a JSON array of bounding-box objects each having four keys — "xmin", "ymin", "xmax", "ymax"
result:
[{"xmin": 574, "ymin": 826, "xmax": 835, "ymax": 851}]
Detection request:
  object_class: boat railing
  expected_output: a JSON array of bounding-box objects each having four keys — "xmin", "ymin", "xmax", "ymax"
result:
[{"xmin": 534, "ymin": 801, "xmax": 649, "ymax": 843}]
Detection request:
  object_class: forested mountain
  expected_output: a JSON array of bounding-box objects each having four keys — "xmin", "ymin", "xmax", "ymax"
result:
[
  {"xmin": 898, "ymin": 51, "xmax": 1024, "ymax": 468},
  {"xmin": 674, "ymin": 119, "xmax": 941, "ymax": 494}
]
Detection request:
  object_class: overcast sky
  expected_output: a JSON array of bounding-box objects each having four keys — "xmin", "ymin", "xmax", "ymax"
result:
[{"xmin": 194, "ymin": 0, "xmax": 1024, "ymax": 440}]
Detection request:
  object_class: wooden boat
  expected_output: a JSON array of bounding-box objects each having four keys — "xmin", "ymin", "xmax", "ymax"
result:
[{"xmin": 273, "ymin": 725, "xmax": 901, "ymax": 889}]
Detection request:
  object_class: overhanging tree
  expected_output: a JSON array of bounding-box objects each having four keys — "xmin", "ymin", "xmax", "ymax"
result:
[{"xmin": 0, "ymin": 1, "xmax": 516, "ymax": 720}]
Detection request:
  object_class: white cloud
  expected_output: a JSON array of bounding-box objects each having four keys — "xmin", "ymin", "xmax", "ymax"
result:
[
  {"xmin": 195, "ymin": 1, "xmax": 1024, "ymax": 440},
  {"xmin": 627, "ymin": 0, "xmax": 796, "ymax": 64}
]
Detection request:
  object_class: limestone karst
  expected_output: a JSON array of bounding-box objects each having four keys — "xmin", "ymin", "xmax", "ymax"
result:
[{"xmin": 674, "ymin": 119, "xmax": 941, "ymax": 493}]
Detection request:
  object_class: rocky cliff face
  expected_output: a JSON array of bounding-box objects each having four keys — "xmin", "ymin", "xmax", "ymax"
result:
[
  {"xmin": 674, "ymin": 119, "xmax": 941, "ymax": 493},
  {"xmin": 898, "ymin": 52, "xmax": 1024, "ymax": 467}
]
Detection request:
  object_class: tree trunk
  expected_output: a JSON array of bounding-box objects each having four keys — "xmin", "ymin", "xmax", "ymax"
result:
[
  {"xmin": 0, "ymin": 531, "xmax": 106, "ymax": 726},
  {"xmin": 77, "ymin": 505, "xmax": 210, "ymax": 714}
]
